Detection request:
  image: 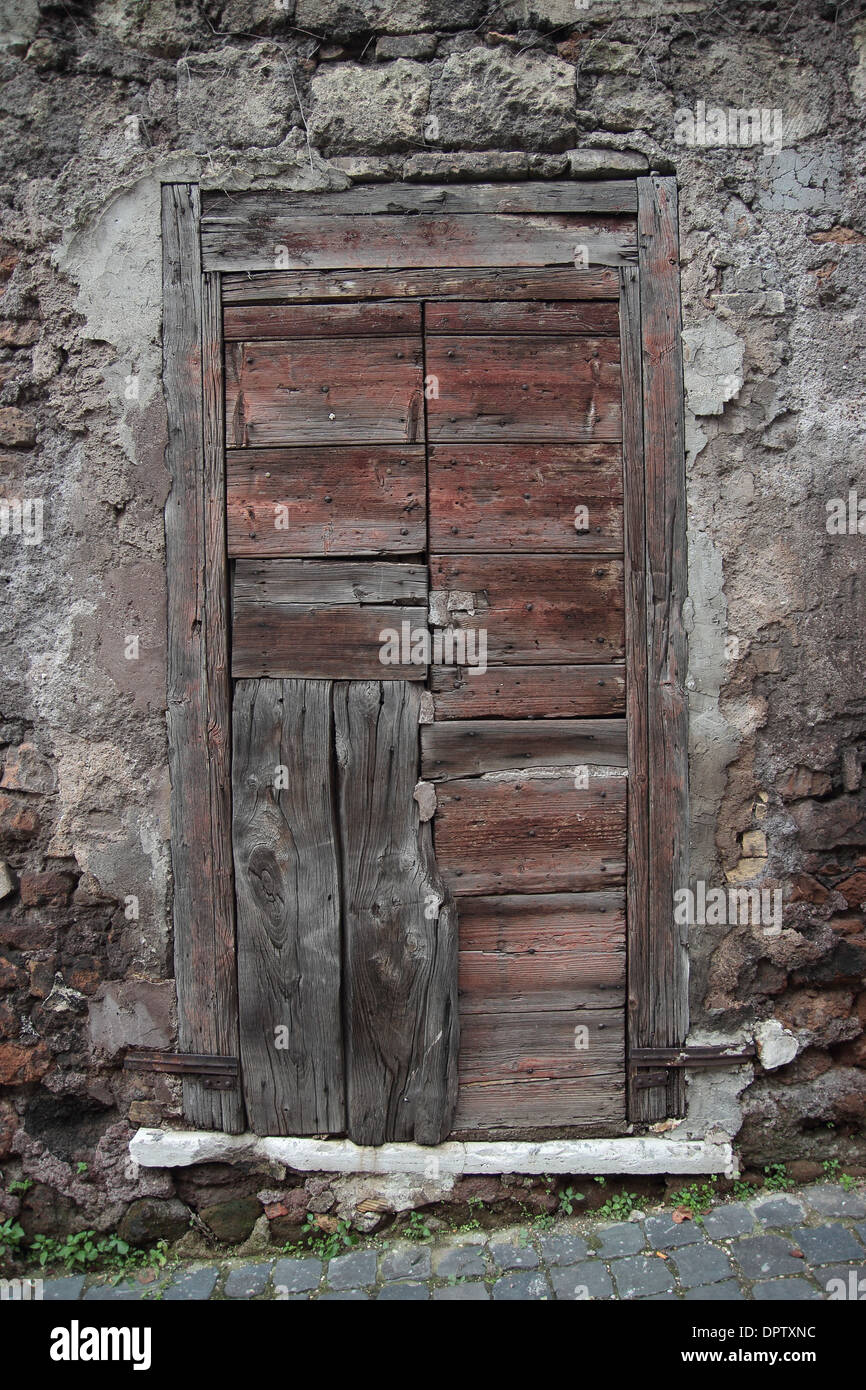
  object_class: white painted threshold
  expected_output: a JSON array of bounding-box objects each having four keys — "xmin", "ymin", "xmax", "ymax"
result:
[{"xmin": 130, "ymin": 1128, "xmax": 736, "ymax": 1178}]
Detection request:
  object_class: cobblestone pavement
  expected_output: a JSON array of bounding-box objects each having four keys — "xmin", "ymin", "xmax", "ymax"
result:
[{"xmin": 36, "ymin": 1184, "xmax": 866, "ymax": 1303}]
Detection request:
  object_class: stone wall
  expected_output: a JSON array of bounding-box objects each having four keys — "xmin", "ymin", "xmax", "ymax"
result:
[{"xmin": 0, "ymin": 0, "xmax": 864, "ymax": 1242}]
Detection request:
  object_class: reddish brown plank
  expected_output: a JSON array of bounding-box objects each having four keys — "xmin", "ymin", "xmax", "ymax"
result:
[
  {"xmin": 232, "ymin": 602, "xmax": 428, "ymax": 679},
  {"xmin": 221, "ymin": 267, "xmax": 622, "ymax": 304},
  {"xmin": 428, "ymin": 443, "xmax": 623, "ymax": 553},
  {"xmin": 225, "ymin": 337, "xmax": 424, "ymax": 446},
  {"xmin": 202, "ymin": 213, "xmax": 638, "ymax": 273},
  {"xmin": 223, "ymin": 301, "xmax": 420, "ymax": 340},
  {"xmin": 425, "ymin": 300, "xmax": 619, "ymax": 335},
  {"xmin": 226, "ymin": 446, "xmax": 426, "ymax": 557},
  {"xmin": 453, "ymin": 1073, "xmax": 626, "ymax": 1130},
  {"xmin": 458, "ymin": 1010, "xmax": 625, "ymax": 1083},
  {"xmin": 434, "ymin": 772, "xmax": 627, "ymax": 895},
  {"xmin": 421, "ymin": 719, "xmax": 627, "ymax": 780},
  {"xmin": 429, "ymin": 664, "xmax": 626, "ymax": 719},
  {"xmin": 458, "ymin": 892, "xmax": 625, "ymax": 1013},
  {"xmin": 430, "ymin": 555, "xmax": 625, "ymax": 663},
  {"xmin": 426, "ymin": 336, "xmax": 621, "ymax": 443}
]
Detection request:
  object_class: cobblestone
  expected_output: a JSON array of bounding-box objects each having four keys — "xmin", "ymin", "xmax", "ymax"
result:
[{"xmin": 22, "ymin": 1182, "xmax": 866, "ymax": 1302}]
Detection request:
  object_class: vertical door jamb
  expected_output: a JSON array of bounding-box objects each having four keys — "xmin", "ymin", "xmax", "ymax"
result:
[
  {"xmin": 624, "ymin": 175, "xmax": 690, "ymax": 1120},
  {"xmin": 162, "ymin": 183, "xmax": 244, "ymax": 1131}
]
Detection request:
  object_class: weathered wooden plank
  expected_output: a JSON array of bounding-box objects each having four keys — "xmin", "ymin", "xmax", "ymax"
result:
[
  {"xmin": 221, "ymin": 266, "xmax": 621, "ymax": 304},
  {"xmin": 232, "ymin": 602, "xmax": 428, "ymax": 679},
  {"xmin": 203, "ymin": 213, "xmax": 638, "ymax": 273},
  {"xmin": 453, "ymin": 1074, "xmax": 626, "ymax": 1130},
  {"xmin": 202, "ymin": 182, "xmax": 639, "ymax": 220},
  {"xmin": 637, "ymin": 175, "xmax": 689, "ymax": 1120},
  {"xmin": 426, "ymin": 335, "xmax": 621, "ymax": 443},
  {"xmin": 434, "ymin": 772, "xmax": 627, "ymax": 895},
  {"xmin": 225, "ymin": 337, "xmax": 424, "ymax": 447},
  {"xmin": 428, "ymin": 443, "xmax": 623, "ymax": 553},
  {"xmin": 620, "ymin": 263, "xmax": 653, "ymax": 1123},
  {"xmin": 161, "ymin": 187, "xmax": 243, "ymax": 1132},
  {"xmin": 458, "ymin": 1010, "xmax": 624, "ymax": 1083},
  {"xmin": 223, "ymin": 301, "xmax": 421, "ymax": 341},
  {"xmin": 430, "ymin": 555, "xmax": 625, "ymax": 663},
  {"xmin": 226, "ymin": 446, "xmax": 426, "ymax": 557},
  {"xmin": 458, "ymin": 892, "xmax": 625, "ymax": 1013},
  {"xmin": 430, "ymin": 664, "xmax": 626, "ymax": 719},
  {"xmin": 234, "ymin": 558, "xmax": 428, "ymax": 605},
  {"xmin": 335, "ymin": 681, "xmax": 459, "ymax": 1145},
  {"xmin": 421, "ymin": 719, "xmax": 627, "ymax": 780},
  {"xmin": 232, "ymin": 679, "xmax": 344, "ymax": 1135},
  {"xmin": 425, "ymin": 300, "xmax": 619, "ymax": 336}
]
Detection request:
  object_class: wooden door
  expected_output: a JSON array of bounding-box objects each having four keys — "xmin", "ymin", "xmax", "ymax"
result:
[
  {"xmin": 223, "ymin": 286, "xmax": 629, "ymax": 1138},
  {"xmin": 161, "ymin": 181, "xmax": 689, "ymax": 1140}
]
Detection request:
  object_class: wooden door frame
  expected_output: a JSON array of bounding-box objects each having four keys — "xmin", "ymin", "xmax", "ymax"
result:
[{"xmin": 160, "ymin": 177, "xmax": 688, "ymax": 1136}]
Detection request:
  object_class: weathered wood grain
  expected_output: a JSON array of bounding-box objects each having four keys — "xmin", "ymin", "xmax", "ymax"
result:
[
  {"xmin": 453, "ymin": 1073, "xmax": 626, "ymax": 1130},
  {"xmin": 202, "ymin": 213, "xmax": 638, "ymax": 273},
  {"xmin": 202, "ymin": 182, "xmax": 638, "ymax": 220},
  {"xmin": 232, "ymin": 680, "xmax": 344, "ymax": 1135},
  {"xmin": 226, "ymin": 446, "xmax": 427, "ymax": 557},
  {"xmin": 232, "ymin": 602, "xmax": 428, "ymax": 679},
  {"xmin": 430, "ymin": 555, "xmax": 625, "ymax": 663},
  {"xmin": 620, "ymin": 263, "xmax": 652, "ymax": 1123},
  {"xmin": 458, "ymin": 1010, "xmax": 624, "ymax": 1083},
  {"xmin": 428, "ymin": 443, "xmax": 623, "ymax": 552},
  {"xmin": 434, "ymin": 772, "xmax": 627, "ymax": 895},
  {"xmin": 421, "ymin": 719, "xmax": 627, "ymax": 779},
  {"xmin": 429, "ymin": 663, "xmax": 626, "ymax": 719},
  {"xmin": 162, "ymin": 188, "xmax": 243, "ymax": 1132},
  {"xmin": 637, "ymin": 176, "xmax": 689, "ymax": 1120},
  {"xmin": 335, "ymin": 681, "xmax": 459, "ymax": 1145},
  {"xmin": 221, "ymin": 266, "xmax": 621, "ymax": 304},
  {"xmin": 234, "ymin": 558, "xmax": 428, "ymax": 605},
  {"xmin": 425, "ymin": 335, "xmax": 622, "ymax": 443},
  {"xmin": 458, "ymin": 891, "xmax": 625, "ymax": 1013},
  {"xmin": 223, "ymin": 301, "xmax": 420, "ymax": 341},
  {"xmin": 225, "ymin": 337, "xmax": 424, "ymax": 446},
  {"xmin": 425, "ymin": 300, "xmax": 619, "ymax": 336}
]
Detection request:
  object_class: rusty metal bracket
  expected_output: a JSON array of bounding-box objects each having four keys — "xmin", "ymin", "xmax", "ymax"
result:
[
  {"xmin": 629, "ymin": 1043, "xmax": 755, "ymax": 1090},
  {"xmin": 123, "ymin": 1050, "xmax": 240, "ymax": 1091}
]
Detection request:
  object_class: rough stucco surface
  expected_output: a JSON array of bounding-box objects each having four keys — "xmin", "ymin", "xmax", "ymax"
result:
[{"xmin": 0, "ymin": 0, "xmax": 864, "ymax": 1240}]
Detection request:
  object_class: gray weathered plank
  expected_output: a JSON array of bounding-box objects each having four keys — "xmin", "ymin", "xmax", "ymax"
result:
[
  {"xmin": 637, "ymin": 176, "xmax": 689, "ymax": 1120},
  {"xmin": 202, "ymin": 182, "xmax": 639, "ymax": 221},
  {"xmin": 232, "ymin": 679, "xmax": 344, "ymax": 1135},
  {"xmin": 234, "ymin": 558, "xmax": 428, "ymax": 605},
  {"xmin": 162, "ymin": 187, "xmax": 243, "ymax": 1132},
  {"xmin": 203, "ymin": 213, "xmax": 638, "ymax": 273},
  {"xmin": 421, "ymin": 719, "xmax": 628, "ymax": 780},
  {"xmin": 335, "ymin": 681, "xmax": 459, "ymax": 1145},
  {"xmin": 221, "ymin": 266, "xmax": 621, "ymax": 304}
]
